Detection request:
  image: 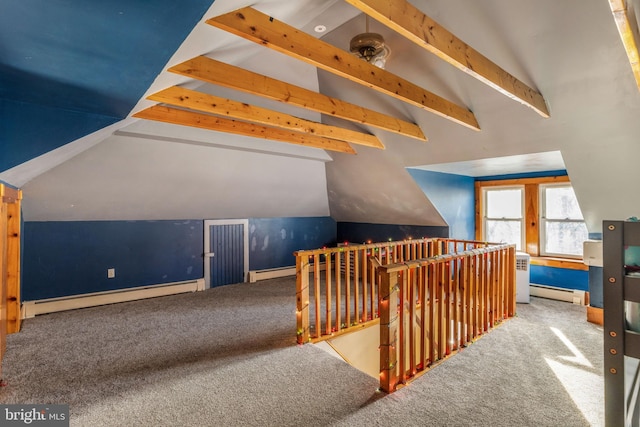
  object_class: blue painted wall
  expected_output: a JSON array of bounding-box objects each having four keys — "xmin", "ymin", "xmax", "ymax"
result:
[
  {"xmin": 248, "ymin": 217, "xmax": 337, "ymax": 270},
  {"xmin": 337, "ymin": 222, "xmax": 448, "ymax": 244},
  {"xmin": 1, "ymin": 0, "xmax": 213, "ymax": 171},
  {"xmin": 407, "ymin": 169, "xmax": 475, "ymax": 239},
  {"xmin": 476, "ymin": 170, "xmax": 568, "ymax": 181},
  {"xmin": 23, "ymin": 220, "xmax": 204, "ymax": 300},
  {"xmin": 22, "ymin": 216, "xmax": 337, "ymax": 300},
  {"xmin": 1, "ymin": 100, "xmax": 119, "ymax": 170},
  {"xmin": 530, "ymin": 265, "xmax": 589, "ymax": 291}
]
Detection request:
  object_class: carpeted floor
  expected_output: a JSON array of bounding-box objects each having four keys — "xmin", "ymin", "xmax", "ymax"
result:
[{"xmin": 0, "ymin": 278, "xmax": 604, "ymax": 426}]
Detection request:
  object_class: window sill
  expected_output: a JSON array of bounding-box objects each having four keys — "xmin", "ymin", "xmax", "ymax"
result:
[{"xmin": 529, "ymin": 256, "xmax": 588, "ymax": 271}]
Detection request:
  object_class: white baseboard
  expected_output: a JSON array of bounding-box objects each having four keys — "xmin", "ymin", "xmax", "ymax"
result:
[
  {"xmin": 21, "ymin": 278, "xmax": 205, "ymax": 318},
  {"xmin": 248, "ymin": 266, "xmax": 296, "ymax": 283},
  {"xmin": 530, "ymin": 284, "xmax": 586, "ymax": 305}
]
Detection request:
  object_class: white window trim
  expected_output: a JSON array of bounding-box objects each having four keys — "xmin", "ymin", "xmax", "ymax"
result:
[
  {"xmin": 482, "ymin": 185, "xmax": 525, "ymax": 250},
  {"xmin": 539, "ymin": 183, "xmax": 586, "ymax": 259}
]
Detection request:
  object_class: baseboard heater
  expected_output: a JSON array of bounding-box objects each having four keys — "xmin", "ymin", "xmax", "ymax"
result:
[
  {"xmin": 248, "ymin": 266, "xmax": 296, "ymax": 283},
  {"xmin": 248, "ymin": 262, "xmax": 330, "ymax": 283},
  {"xmin": 529, "ymin": 283, "xmax": 586, "ymax": 305},
  {"xmin": 21, "ymin": 278, "xmax": 206, "ymax": 319}
]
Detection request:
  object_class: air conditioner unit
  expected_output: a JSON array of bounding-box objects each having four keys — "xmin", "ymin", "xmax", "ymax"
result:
[{"xmin": 515, "ymin": 252, "xmax": 530, "ymax": 303}]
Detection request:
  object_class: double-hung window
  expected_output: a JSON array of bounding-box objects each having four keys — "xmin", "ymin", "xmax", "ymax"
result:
[
  {"xmin": 482, "ymin": 186, "xmax": 524, "ymax": 250},
  {"xmin": 539, "ymin": 183, "xmax": 588, "ymax": 258}
]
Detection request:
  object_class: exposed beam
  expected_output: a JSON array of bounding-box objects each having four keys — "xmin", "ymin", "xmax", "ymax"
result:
[
  {"xmin": 206, "ymin": 7, "xmax": 479, "ymax": 131},
  {"xmin": 609, "ymin": 0, "xmax": 640, "ymax": 91},
  {"xmin": 169, "ymin": 56, "xmax": 427, "ymax": 142},
  {"xmin": 344, "ymin": 0, "xmax": 549, "ymax": 118},
  {"xmin": 148, "ymin": 86, "xmax": 384, "ymax": 149},
  {"xmin": 133, "ymin": 106, "xmax": 356, "ymax": 154}
]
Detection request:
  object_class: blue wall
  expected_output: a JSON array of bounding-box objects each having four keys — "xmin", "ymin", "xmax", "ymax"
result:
[
  {"xmin": 337, "ymin": 222, "xmax": 448, "ymax": 244},
  {"xmin": 407, "ymin": 168, "xmax": 475, "ymax": 239},
  {"xmin": 476, "ymin": 170, "xmax": 568, "ymax": 181},
  {"xmin": 248, "ymin": 217, "xmax": 337, "ymax": 270},
  {"xmin": 1, "ymin": 100, "xmax": 119, "ymax": 170},
  {"xmin": 530, "ymin": 265, "xmax": 589, "ymax": 291},
  {"xmin": 23, "ymin": 220, "xmax": 204, "ymax": 300},
  {"xmin": 1, "ymin": 0, "xmax": 213, "ymax": 171},
  {"xmin": 22, "ymin": 216, "xmax": 338, "ymax": 301}
]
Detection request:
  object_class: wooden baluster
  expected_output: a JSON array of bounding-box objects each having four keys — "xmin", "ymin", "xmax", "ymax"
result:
[
  {"xmin": 314, "ymin": 254, "xmax": 321, "ymax": 337},
  {"xmin": 325, "ymin": 251, "xmax": 332, "ymax": 336},
  {"xmin": 490, "ymin": 251, "xmax": 496, "ymax": 327},
  {"xmin": 370, "ymin": 249, "xmax": 377, "ymax": 319},
  {"xmin": 483, "ymin": 252, "xmax": 489, "ymax": 332},
  {"xmin": 362, "ymin": 248, "xmax": 368, "ymax": 322},
  {"xmin": 353, "ymin": 249, "xmax": 360, "ymax": 326},
  {"xmin": 419, "ymin": 264, "xmax": 427, "ymax": 371},
  {"xmin": 482, "ymin": 252, "xmax": 487, "ymax": 332},
  {"xmin": 398, "ymin": 270, "xmax": 406, "ymax": 384},
  {"xmin": 448, "ymin": 258, "xmax": 455, "ymax": 352},
  {"xmin": 476, "ymin": 253, "xmax": 483, "ymax": 336},
  {"xmin": 409, "ymin": 265, "xmax": 417, "ymax": 376},
  {"xmin": 345, "ymin": 250, "xmax": 351, "ymax": 328},
  {"xmin": 296, "ymin": 255, "xmax": 310, "ymax": 344},
  {"xmin": 461, "ymin": 255, "xmax": 470, "ymax": 344},
  {"xmin": 335, "ymin": 251, "xmax": 342, "ymax": 331},
  {"xmin": 500, "ymin": 248, "xmax": 509, "ymax": 319},
  {"xmin": 453, "ymin": 257, "xmax": 460, "ymax": 351},
  {"xmin": 438, "ymin": 261, "xmax": 447, "ymax": 359},
  {"xmin": 428, "ymin": 262, "xmax": 437, "ymax": 364},
  {"xmin": 497, "ymin": 249, "xmax": 504, "ymax": 320},
  {"xmin": 470, "ymin": 254, "xmax": 481, "ymax": 339}
]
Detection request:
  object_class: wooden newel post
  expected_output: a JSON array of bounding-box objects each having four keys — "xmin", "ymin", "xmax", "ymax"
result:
[
  {"xmin": 6, "ymin": 191, "xmax": 21, "ymax": 334},
  {"xmin": 378, "ymin": 265, "xmax": 398, "ymax": 392},
  {"xmin": 295, "ymin": 254, "xmax": 310, "ymax": 344},
  {"xmin": 507, "ymin": 246, "xmax": 516, "ymax": 317}
]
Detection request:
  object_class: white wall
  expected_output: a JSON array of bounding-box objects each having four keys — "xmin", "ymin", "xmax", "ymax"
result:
[{"xmin": 22, "ymin": 130, "xmax": 331, "ymax": 221}]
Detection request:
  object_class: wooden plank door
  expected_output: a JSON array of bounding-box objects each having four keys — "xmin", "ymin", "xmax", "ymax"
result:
[{"xmin": 204, "ymin": 220, "xmax": 248, "ymax": 288}]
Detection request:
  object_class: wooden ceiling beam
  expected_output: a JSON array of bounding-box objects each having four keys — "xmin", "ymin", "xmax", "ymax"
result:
[
  {"xmin": 609, "ymin": 0, "xmax": 640, "ymax": 91},
  {"xmin": 133, "ymin": 106, "xmax": 356, "ymax": 154},
  {"xmin": 206, "ymin": 7, "xmax": 479, "ymax": 131},
  {"xmin": 344, "ymin": 0, "xmax": 549, "ymax": 118},
  {"xmin": 169, "ymin": 56, "xmax": 426, "ymax": 142},
  {"xmin": 148, "ymin": 86, "xmax": 384, "ymax": 149}
]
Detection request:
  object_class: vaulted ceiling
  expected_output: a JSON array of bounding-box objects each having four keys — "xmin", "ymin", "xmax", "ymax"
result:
[{"xmin": 2, "ymin": 0, "xmax": 640, "ymax": 233}]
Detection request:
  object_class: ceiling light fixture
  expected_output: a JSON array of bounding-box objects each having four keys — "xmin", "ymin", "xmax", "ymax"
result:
[{"xmin": 349, "ymin": 15, "xmax": 390, "ymax": 69}]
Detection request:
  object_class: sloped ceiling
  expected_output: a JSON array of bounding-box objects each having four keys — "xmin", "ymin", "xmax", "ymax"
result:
[{"xmin": 3, "ymin": 0, "xmax": 640, "ymax": 232}]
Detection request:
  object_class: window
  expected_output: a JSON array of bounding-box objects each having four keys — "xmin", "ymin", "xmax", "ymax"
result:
[
  {"xmin": 483, "ymin": 187, "xmax": 524, "ymax": 250},
  {"xmin": 540, "ymin": 184, "xmax": 588, "ymax": 258},
  {"xmin": 475, "ymin": 175, "xmax": 588, "ymax": 261}
]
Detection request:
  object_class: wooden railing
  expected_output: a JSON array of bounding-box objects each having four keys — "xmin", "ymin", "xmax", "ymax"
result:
[
  {"xmin": 375, "ymin": 244, "xmax": 516, "ymax": 392},
  {"xmin": 294, "ymin": 238, "xmax": 496, "ymax": 344},
  {"xmin": 0, "ymin": 183, "xmax": 22, "ymax": 382}
]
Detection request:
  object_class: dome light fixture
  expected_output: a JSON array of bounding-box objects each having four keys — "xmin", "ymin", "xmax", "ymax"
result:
[{"xmin": 349, "ymin": 15, "xmax": 390, "ymax": 69}]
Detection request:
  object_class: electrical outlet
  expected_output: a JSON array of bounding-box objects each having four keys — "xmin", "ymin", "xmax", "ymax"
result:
[{"xmin": 107, "ymin": 268, "xmax": 116, "ymax": 279}]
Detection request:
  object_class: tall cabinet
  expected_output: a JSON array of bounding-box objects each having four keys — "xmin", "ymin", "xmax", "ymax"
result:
[{"xmin": 603, "ymin": 220, "xmax": 640, "ymax": 426}]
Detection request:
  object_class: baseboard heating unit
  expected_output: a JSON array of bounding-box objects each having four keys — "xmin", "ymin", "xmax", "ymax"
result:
[
  {"xmin": 529, "ymin": 283, "xmax": 586, "ymax": 305},
  {"xmin": 248, "ymin": 262, "xmax": 329, "ymax": 283},
  {"xmin": 21, "ymin": 278, "xmax": 205, "ymax": 318},
  {"xmin": 248, "ymin": 266, "xmax": 296, "ymax": 283}
]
